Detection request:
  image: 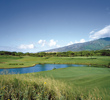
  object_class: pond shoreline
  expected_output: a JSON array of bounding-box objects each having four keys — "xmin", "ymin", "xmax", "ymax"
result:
[
  {"xmin": 0, "ymin": 64, "xmax": 36, "ymax": 69},
  {"xmin": 0, "ymin": 56, "xmax": 109, "ymax": 69},
  {"xmin": 0, "ymin": 62, "xmax": 108, "ymax": 69},
  {"xmin": 0, "ymin": 64, "xmax": 90, "ymax": 74}
]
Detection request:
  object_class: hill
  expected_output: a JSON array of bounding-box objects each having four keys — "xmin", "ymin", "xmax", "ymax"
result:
[{"xmin": 45, "ymin": 37, "xmax": 110, "ymax": 52}]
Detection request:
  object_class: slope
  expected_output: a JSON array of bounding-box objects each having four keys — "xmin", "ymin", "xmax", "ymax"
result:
[{"xmin": 45, "ymin": 37, "xmax": 110, "ymax": 52}]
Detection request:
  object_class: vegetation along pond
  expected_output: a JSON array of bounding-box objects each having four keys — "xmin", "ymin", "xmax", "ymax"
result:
[{"xmin": 0, "ymin": 64, "xmax": 87, "ymax": 74}]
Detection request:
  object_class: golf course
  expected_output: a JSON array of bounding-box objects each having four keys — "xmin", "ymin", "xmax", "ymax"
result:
[
  {"xmin": 0, "ymin": 55, "xmax": 110, "ymax": 100},
  {"xmin": 1, "ymin": 0, "xmax": 110, "ymax": 99}
]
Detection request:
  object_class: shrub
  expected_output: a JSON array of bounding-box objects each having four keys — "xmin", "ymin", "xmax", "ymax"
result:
[
  {"xmin": 52, "ymin": 67, "xmax": 56, "ymax": 70},
  {"xmin": 9, "ymin": 63, "xmax": 24, "ymax": 65}
]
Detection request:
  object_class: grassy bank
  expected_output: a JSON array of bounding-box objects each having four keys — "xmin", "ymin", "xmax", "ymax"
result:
[
  {"xmin": 0, "ymin": 67, "xmax": 110, "ymax": 100},
  {"xmin": 0, "ymin": 55, "xmax": 110, "ymax": 68}
]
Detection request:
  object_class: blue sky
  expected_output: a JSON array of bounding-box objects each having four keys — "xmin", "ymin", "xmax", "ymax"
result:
[{"xmin": 0, "ymin": 0, "xmax": 110, "ymax": 52}]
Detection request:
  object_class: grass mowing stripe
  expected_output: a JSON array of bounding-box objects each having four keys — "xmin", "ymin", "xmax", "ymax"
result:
[{"xmin": 34, "ymin": 67, "xmax": 110, "ymax": 95}]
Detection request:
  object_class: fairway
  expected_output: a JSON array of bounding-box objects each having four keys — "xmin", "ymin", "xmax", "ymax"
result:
[
  {"xmin": 32, "ymin": 66, "xmax": 110, "ymax": 99},
  {"xmin": 0, "ymin": 55, "xmax": 110, "ymax": 68},
  {"xmin": 36, "ymin": 67, "xmax": 110, "ymax": 88},
  {"xmin": 1, "ymin": 0, "xmax": 110, "ymax": 99}
]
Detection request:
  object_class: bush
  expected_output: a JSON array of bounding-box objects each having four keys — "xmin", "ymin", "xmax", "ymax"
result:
[
  {"xmin": 9, "ymin": 63, "xmax": 24, "ymax": 65},
  {"xmin": 52, "ymin": 67, "xmax": 56, "ymax": 70},
  {"xmin": 108, "ymin": 63, "xmax": 110, "ymax": 68}
]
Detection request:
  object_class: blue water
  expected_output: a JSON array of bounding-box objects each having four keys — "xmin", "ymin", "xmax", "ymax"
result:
[{"xmin": 0, "ymin": 64, "xmax": 87, "ymax": 74}]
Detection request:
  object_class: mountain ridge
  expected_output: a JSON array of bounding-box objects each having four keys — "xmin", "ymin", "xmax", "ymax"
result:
[{"xmin": 44, "ymin": 37, "xmax": 110, "ymax": 52}]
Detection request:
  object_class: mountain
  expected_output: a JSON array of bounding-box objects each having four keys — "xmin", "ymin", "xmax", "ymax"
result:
[
  {"xmin": 44, "ymin": 37, "xmax": 110, "ymax": 52},
  {"xmin": 102, "ymin": 45, "xmax": 110, "ymax": 50}
]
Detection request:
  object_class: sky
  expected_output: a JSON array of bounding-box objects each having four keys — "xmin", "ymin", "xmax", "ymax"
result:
[{"xmin": 0, "ymin": 0, "xmax": 110, "ymax": 53}]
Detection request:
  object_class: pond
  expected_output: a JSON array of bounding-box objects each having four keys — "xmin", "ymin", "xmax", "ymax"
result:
[{"xmin": 0, "ymin": 64, "xmax": 88, "ymax": 74}]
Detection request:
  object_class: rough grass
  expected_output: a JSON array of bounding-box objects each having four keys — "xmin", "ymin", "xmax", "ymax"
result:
[{"xmin": 0, "ymin": 74, "xmax": 70, "ymax": 100}]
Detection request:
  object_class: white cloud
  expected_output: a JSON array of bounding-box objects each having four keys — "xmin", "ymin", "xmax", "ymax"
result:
[
  {"xmin": 56, "ymin": 45, "xmax": 61, "ymax": 48},
  {"xmin": 38, "ymin": 39, "xmax": 46, "ymax": 47},
  {"xmin": 89, "ymin": 25, "xmax": 110, "ymax": 39},
  {"xmin": 18, "ymin": 44, "xmax": 34, "ymax": 49},
  {"xmin": 80, "ymin": 39, "xmax": 86, "ymax": 43},
  {"xmin": 75, "ymin": 39, "xmax": 86, "ymax": 43},
  {"xmin": 89, "ymin": 31, "xmax": 95, "ymax": 34},
  {"xmin": 67, "ymin": 41, "xmax": 73, "ymax": 45},
  {"xmin": 48, "ymin": 39, "xmax": 57, "ymax": 47},
  {"xmin": 38, "ymin": 40, "xmax": 43, "ymax": 44},
  {"xmin": 67, "ymin": 39, "xmax": 86, "ymax": 46},
  {"xmin": 38, "ymin": 39, "xmax": 60, "ymax": 48}
]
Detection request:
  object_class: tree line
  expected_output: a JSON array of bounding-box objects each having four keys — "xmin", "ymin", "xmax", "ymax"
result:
[{"xmin": 0, "ymin": 50, "xmax": 110, "ymax": 57}]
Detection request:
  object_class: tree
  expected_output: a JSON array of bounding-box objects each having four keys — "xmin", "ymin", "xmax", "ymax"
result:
[
  {"xmin": 38, "ymin": 52, "xmax": 46, "ymax": 57},
  {"xmin": 11, "ymin": 52, "xmax": 17, "ymax": 56},
  {"xmin": 15, "ymin": 52, "xmax": 23, "ymax": 57},
  {"xmin": 66, "ymin": 51, "xmax": 74, "ymax": 57}
]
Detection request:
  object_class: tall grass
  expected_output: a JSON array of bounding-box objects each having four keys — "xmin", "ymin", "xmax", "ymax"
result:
[{"xmin": 0, "ymin": 73, "xmax": 104, "ymax": 100}]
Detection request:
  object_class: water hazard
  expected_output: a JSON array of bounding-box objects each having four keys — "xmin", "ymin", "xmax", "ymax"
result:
[{"xmin": 0, "ymin": 64, "xmax": 87, "ymax": 74}]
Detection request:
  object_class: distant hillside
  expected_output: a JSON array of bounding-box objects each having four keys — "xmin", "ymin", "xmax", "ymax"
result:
[
  {"xmin": 44, "ymin": 37, "xmax": 110, "ymax": 52},
  {"xmin": 103, "ymin": 45, "xmax": 110, "ymax": 50}
]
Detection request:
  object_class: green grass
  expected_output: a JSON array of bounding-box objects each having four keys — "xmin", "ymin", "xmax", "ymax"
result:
[
  {"xmin": 0, "ymin": 55, "xmax": 110, "ymax": 99},
  {"xmin": 0, "ymin": 55, "xmax": 110, "ymax": 68},
  {"xmin": 27, "ymin": 67, "xmax": 110, "ymax": 99},
  {"xmin": 0, "ymin": 67, "xmax": 110, "ymax": 100},
  {"xmin": 37, "ymin": 67, "xmax": 110, "ymax": 88},
  {"xmin": 0, "ymin": 74, "xmax": 69, "ymax": 100}
]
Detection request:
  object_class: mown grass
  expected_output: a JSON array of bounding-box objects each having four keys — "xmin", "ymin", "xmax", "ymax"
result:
[
  {"xmin": 0, "ymin": 55, "xmax": 110, "ymax": 68},
  {"xmin": 35, "ymin": 67, "xmax": 110, "ymax": 99}
]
